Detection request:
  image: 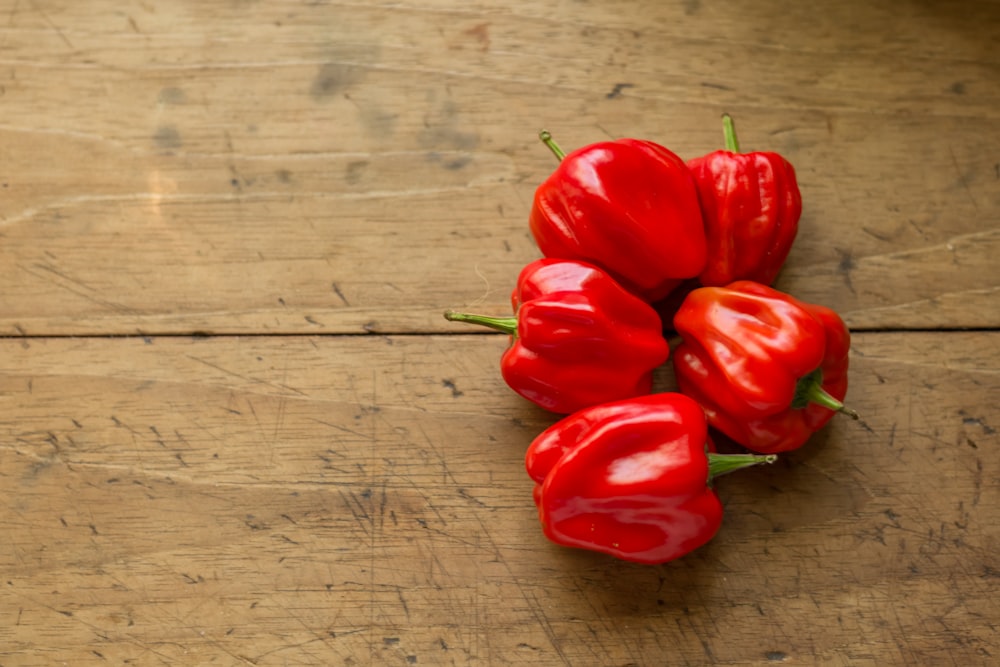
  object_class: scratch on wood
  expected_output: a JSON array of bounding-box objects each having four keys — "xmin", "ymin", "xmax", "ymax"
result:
[
  {"xmin": 379, "ymin": 480, "xmax": 388, "ymax": 530},
  {"xmin": 184, "ymin": 355, "xmax": 306, "ymax": 396},
  {"xmin": 972, "ymin": 458, "xmax": 983, "ymax": 507},
  {"xmin": 441, "ymin": 378, "xmax": 463, "ymax": 398},
  {"xmin": 856, "ymin": 297, "xmax": 999, "ymax": 326},
  {"xmin": 309, "ymin": 418, "xmax": 368, "ymax": 440},
  {"xmin": 397, "ymin": 587, "xmax": 410, "ymax": 620},
  {"xmin": 961, "ymin": 413, "xmax": 996, "ymax": 434},
  {"xmin": 331, "ymin": 282, "xmax": 351, "ymax": 306},
  {"xmin": 28, "ymin": 0, "xmax": 74, "ymax": 50},
  {"xmin": 3, "ymin": 187, "xmax": 508, "ymax": 228},
  {"xmin": 605, "ymin": 82, "xmax": 634, "ymax": 99},
  {"xmin": 835, "ymin": 247, "xmax": 856, "ymax": 295},
  {"xmin": 338, "ymin": 488, "xmax": 372, "ymax": 536},
  {"xmin": 862, "ymin": 226, "xmax": 892, "ymax": 242},
  {"xmin": 20, "ymin": 263, "xmax": 137, "ymax": 314},
  {"xmin": 948, "ymin": 145, "xmax": 978, "ymax": 211}
]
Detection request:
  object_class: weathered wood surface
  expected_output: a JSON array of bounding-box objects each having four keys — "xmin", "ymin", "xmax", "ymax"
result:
[
  {"xmin": 1, "ymin": 334, "xmax": 998, "ymax": 665},
  {"xmin": 1, "ymin": 0, "xmax": 997, "ymax": 334},
  {"xmin": 2, "ymin": 1, "xmax": 1000, "ymax": 665}
]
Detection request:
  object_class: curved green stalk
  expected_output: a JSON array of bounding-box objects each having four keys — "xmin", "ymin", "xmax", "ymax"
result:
[{"xmin": 444, "ymin": 310, "xmax": 518, "ymax": 336}]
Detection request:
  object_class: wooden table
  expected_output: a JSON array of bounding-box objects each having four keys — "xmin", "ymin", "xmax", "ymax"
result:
[{"xmin": 2, "ymin": 1, "xmax": 998, "ymax": 664}]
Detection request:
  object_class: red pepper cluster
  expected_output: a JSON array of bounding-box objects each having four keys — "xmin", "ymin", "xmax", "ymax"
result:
[{"xmin": 446, "ymin": 115, "xmax": 858, "ymax": 565}]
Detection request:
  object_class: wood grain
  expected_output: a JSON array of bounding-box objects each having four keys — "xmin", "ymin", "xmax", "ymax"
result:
[
  {"xmin": 1, "ymin": 0, "xmax": 997, "ymax": 334},
  {"xmin": 2, "ymin": 1, "xmax": 999, "ymax": 664},
  {"xmin": 1, "ymin": 333, "xmax": 997, "ymax": 665}
]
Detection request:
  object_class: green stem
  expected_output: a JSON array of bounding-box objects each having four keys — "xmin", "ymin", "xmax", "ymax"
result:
[
  {"xmin": 722, "ymin": 113, "xmax": 740, "ymax": 152},
  {"xmin": 443, "ymin": 310, "xmax": 518, "ymax": 336},
  {"xmin": 538, "ymin": 130, "xmax": 566, "ymax": 161},
  {"xmin": 792, "ymin": 369, "xmax": 860, "ymax": 420},
  {"xmin": 707, "ymin": 452, "xmax": 777, "ymax": 481}
]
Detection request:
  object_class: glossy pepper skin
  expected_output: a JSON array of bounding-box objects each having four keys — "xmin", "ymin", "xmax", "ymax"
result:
[
  {"xmin": 529, "ymin": 132, "xmax": 707, "ymax": 302},
  {"xmin": 686, "ymin": 114, "xmax": 801, "ymax": 287},
  {"xmin": 525, "ymin": 393, "xmax": 775, "ymax": 565},
  {"xmin": 444, "ymin": 258, "xmax": 669, "ymax": 414},
  {"xmin": 672, "ymin": 281, "xmax": 858, "ymax": 454}
]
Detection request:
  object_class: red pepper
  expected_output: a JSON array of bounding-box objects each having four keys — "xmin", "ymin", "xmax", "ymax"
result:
[
  {"xmin": 444, "ymin": 258, "xmax": 669, "ymax": 414},
  {"xmin": 529, "ymin": 131, "xmax": 707, "ymax": 302},
  {"xmin": 525, "ymin": 393, "xmax": 775, "ymax": 565},
  {"xmin": 686, "ymin": 114, "xmax": 801, "ymax": 287},
  {"xmin": 672, "ymin": 281, "xmax": 858, "ymax": 453}
]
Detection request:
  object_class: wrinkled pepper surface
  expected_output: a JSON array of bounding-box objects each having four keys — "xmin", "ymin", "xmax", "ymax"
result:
[
  {"xmin": 686, "ymin": 114, "xmax": 801, "ymax": 287},
  {"xmin": 529, "ymin": 131, "xmax": 707, "ymax": 302},
  {"xmin": 672, "ymin": 281, "xmax": 858, "ymax": 453},
  {"xmin": 525, "ymin": 393, "xmax": 775, "ymax": 565},
  {"xmin": 444, "ymin": 258, "xmax": 669, "ymax": 414}
]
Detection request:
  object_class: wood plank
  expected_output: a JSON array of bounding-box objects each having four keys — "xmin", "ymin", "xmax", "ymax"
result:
[
  {"xmin": 1, "ymin": 0, "xmax": 998, "ymax": 334},
  {"xmin": 2, "ymin": 332, "xmax": 997, "ymax": 664}
]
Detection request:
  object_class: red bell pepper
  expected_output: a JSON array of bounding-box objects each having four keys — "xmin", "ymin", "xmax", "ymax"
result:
[
  {"xmin": 686, "ymin": 114, "xmax": 801, "ymax": 287},
  {"xmin": 529, "ymin": 131, "xmax": 707, "ymax": 302},
  {"xmin": 525, "ymin": 393, "xmax": 775, "ymax": 565},
  {"xmin": 444, "ymin": 258, "xmax": 669, "ymax": 414},
  {"xmin": 672, "ymin": 281, "xmax": 858, "ymax": 453}
]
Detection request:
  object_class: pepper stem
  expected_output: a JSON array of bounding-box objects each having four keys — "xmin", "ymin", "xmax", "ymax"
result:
[
  {"xmin": 722, "ymin": 113, "xmax": 740, "ymax": 152},
  {"xmin": 792, "ymin": 369, "xmax": 860, "ymax": 420},
  {"xmin": 443, "ymin": 310, "xmax": 518, "ymax": 336},
  {"xmin": 707, "ymin": 452, "xmax": 777, "ymax": 481},
  {"xmin": 538, "ymin": 130, "xmax": 566, "ymax": 161}
]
